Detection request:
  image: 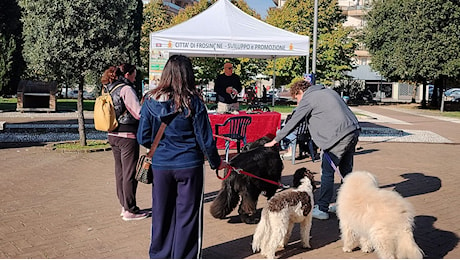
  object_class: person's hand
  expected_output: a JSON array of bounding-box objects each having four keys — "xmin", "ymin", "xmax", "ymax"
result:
[
  {"xmin": 226, "ymin": 86, "xmax": 233, "ymax": 94},
  {"xmin": 264, "ymin": 140, "xmax": 278, "ymax": 147},
  {"xmin": 217, "ymin": 160, "xmax": 229, "ymax": 170}
]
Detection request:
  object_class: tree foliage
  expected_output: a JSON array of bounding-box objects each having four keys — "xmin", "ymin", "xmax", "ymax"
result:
[
  {"xmin": 365, "ymin": 0, "xmax": 460, "ymax": 107},
  {"xmin": 265, "ymin": 0, "xmax": 357, "ymax": 86},
  {"xmin": 20, "ymin": 0, "xmax": 142, "ymax": 83},
  {"xmin": 365, "ymin": 0, "xmax": 460, "ymax": 83},
  {"xmin": 20, "ymin": 0, "xmax": 143, "ymax": 145},
  {"xmin": 140, "ymin": 0, "xmax": 173, "ymax": 72},
  {"xmin": 0, "ymin": 0, "xmax": 24, "ymax": 95}
]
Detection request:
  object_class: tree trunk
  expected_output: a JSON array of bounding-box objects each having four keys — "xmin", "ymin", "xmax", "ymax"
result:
[
  {"xmin": 411, "ymin": 84, "xmax": 417, "ymax": 103},
  {"xmin": 77, "ymin": 75, "xmax": 87, "ymax": 146}
]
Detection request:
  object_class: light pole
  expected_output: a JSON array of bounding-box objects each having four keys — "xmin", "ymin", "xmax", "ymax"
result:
[{"xmin": 312, "ymin": 0, "xmax": 318, "ymax": 84}]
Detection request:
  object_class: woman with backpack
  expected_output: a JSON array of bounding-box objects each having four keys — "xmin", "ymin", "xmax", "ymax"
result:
[{"xmin": 102, "ymin": 63, "xmax": 147, "ymax": 221}]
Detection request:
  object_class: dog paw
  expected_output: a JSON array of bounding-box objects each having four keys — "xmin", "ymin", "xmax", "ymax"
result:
[
  {"xmin": 302, "ymin": 243, "xmax": 311, "ymax": 249},
  {"xmin": 342, "ymin": 247, "xmax": 353, "ymax": 253},
  {"xmin": 360, "ymin": 247, "xmax": 372, "ymax": 253},
  {"xmin": 243, "ymin": 217, "xmax": 260, "ymax": 224}
]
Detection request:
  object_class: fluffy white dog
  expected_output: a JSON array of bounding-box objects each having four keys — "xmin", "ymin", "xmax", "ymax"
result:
[
  {"xmin": 252, "ymin": 168, "xmax": 316, "ymax": 259},
  {"xmin": 336, "ymin": 171, "xmax": 424, "ymax": 259}
]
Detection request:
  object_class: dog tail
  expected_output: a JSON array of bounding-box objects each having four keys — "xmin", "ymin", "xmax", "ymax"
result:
[
  {"xmin": 210, "ymin": 181, "xmax": 240, "ymax": 219},
  {"xmin": 252, "ymin": 207, "xmax": 269, "ymax": 253},
  {"xmin": 396, "ymin": 229, "xmax": 424, "ymax": 259}
]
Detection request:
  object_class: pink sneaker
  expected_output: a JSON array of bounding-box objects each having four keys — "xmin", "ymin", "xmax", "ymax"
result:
[
  {"xmin": 122, "ymin": 211, "xmax": 148, "ymax": 221},
  {"xmin": 120, "ymin": 207, "xmax": 125, "ymax": 217}
]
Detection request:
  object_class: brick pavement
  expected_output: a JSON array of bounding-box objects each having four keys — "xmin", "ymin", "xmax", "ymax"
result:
[{"xmin": 0, "ymin": 105, "xmax": 459, "ymax": 259}]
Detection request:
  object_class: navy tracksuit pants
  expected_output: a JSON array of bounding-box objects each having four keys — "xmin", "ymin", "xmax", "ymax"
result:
[{"xmin": 149, "ymin": 166, "xmax": 204, "ymax": 259}]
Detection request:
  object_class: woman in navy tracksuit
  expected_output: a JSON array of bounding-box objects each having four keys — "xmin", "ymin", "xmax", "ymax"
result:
[{"xmin": 137, "ymin": 55, "xmax": 227, "ymax": 259}]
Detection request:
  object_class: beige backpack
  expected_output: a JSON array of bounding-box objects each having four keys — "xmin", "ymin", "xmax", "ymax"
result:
[{"xmin": 94, "ymin": 84, "xmax": 124, "ymax": 132}]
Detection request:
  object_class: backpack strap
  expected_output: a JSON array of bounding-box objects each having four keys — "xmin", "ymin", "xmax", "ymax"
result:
[{"xmin": 109, "ymin": 83, "xmax": 125, "ymax": 95}]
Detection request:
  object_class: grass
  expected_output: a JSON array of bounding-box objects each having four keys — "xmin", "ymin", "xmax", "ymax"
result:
[
  {"xmin": 51, "ymin": 140, "xmax": 111, "ymax": 152},
  {"xmin": 1, "ymin": 97, "xmax": 459, "ymax": 118},
  {"xmin": 0, "ymin": 97, "xmax": 96, "ymax": 111}
]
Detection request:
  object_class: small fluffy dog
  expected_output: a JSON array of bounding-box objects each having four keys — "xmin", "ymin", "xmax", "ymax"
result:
[
  {"xmin": 336, "ymin": 171, "xmax": 424, "ymax": 259},
  {"xmin": 252, "ymin": 167, "xmax": 316, "ymax": 259},
  {"xmin": 210, "ymin": 136, "xmax": 283, "ymax": 224}
]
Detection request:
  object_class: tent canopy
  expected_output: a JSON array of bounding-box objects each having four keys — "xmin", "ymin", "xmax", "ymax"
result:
[{"xmin": 149, "ymin": 0, "xmax": 310, "ymax": 59}]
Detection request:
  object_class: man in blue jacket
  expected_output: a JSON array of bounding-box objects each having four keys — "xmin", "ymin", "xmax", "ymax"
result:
[{"xmin": 265, "ymin": 80, "xmax": 360, "ymax": 220}]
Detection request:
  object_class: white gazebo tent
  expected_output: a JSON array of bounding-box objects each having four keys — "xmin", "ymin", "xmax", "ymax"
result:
[{"xmin": 149, "ymin": 0, "xmax": 310, "ymax": 104}]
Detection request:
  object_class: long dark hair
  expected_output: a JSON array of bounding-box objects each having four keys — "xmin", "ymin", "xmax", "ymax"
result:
[{"xmin": 152, "ymin": 55, "xmax": 201, "ymax": 117}]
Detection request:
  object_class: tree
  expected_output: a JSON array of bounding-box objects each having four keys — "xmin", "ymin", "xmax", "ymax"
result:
[
  {"xmin": 20, "ymin": 0, "xmax": 143, "ymax": 145},
  {"xmin": 0, "ymin": 0, "xmax": 24, "ymax": 96},
  {"xmin": 265, "ymin": 0, "xmax": 357, "ymax": 86},
  {"xmin": 140, "ymin": 0, "xmax": 173, "ymax": 73},
  {"xmin": 365, "ymin": 0, "xmax": 460, "ymax": 107}
]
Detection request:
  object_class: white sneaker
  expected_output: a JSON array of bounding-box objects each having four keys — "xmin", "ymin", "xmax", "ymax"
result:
[
  {"xmin": 328, "ymin": 204, "xmax": 337, "ymax": 213},
  {"xmin": 122, "ymin": 211, "xmax": 148, "ymax": 221},
  {"xmin": 312, "ymin": 205, "xmax": 329, "ymax": 220},
  {"xmin": 281, "ymin": 152, "xmax": 292, "ymax": 160}
]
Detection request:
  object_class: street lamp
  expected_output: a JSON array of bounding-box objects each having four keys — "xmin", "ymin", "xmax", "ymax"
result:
[{"xmin": 312, "ymin": 0, "xmax": 318, "ymax": 85}]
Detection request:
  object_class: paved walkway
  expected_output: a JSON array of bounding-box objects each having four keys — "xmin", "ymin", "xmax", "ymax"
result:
[{"xmin": 0, "ymin": 105, "xmax": 459, "ymax": 258}]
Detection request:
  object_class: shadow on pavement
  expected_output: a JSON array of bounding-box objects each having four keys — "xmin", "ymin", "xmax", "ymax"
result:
[
  {"xmin": 414, "ymin": 215, "xmax": 459, "ymax": 259},
  {"xmin": 0, "ymin": 142, "xmax": 47, "ymax": 149},
  {"xmin": 203, "ymin": 215, "xmax": 341, "ymax": 259},
  {"xmin": 380, "ymin": 172, "xmax": 441, "ymax": 197}
]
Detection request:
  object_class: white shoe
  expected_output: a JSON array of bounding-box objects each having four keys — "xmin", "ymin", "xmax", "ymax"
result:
[
  {"xmin": 281, "ymin": 152, "xmax": 292, "ymax": 160},
  {"xmin": 328, "ymin": 204, "xmax": 337, "ymax": 213},
  {"xmin": 312, "ymin": 205, "xmax": 329, "ymax": 220}
]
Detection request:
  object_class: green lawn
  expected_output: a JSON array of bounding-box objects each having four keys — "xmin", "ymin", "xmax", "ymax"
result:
[{"xmin": 1, "ymin": 97, "xmax": 459, "ymax": 118}]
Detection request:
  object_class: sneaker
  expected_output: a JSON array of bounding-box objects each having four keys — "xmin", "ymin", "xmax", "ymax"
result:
[
  {"xmin": 312, "ymin": 205, "xmax": 329, "ymax": 220},
  {"xmin": 122, "ymin": 211, "xmax": 148, "ymax": 221},
  {"xmin": 328, "ymin": 204, "xmax": 337, "ymax": 213},
  {"xmin": 120, "ymin": 207, "xmax": 125, "ymax": 217},
  {"xmin": 282, "ymin": 152, "xmax": 292, "ymax": 160}
]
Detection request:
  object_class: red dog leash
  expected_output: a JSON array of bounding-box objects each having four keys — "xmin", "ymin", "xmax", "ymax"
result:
[{"xmin": 216, "ymin": 164, "xmax": 283, "ymax": 188}]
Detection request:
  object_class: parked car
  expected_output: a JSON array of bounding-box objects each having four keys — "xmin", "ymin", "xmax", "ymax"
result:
[
  {"xmin": 444, "ymin": 88, "xmax": 460, "ymax": 102},
  {"xmin": 61, "ymin": 89, "xmax": 95, "ymax": 99},
  {"xmin": 203, "ymin": 91, "xmax": 216, "ymax": 102}
]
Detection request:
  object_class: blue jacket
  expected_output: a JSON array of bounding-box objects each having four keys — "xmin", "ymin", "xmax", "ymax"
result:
[{"xmin": 137, "ymin": 95, "xmax": 221, "ymax": 170}]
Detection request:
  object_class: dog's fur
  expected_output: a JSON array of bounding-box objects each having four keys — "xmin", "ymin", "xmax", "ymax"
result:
[
  {"xmin": 336, "ymin": 171, "xmax": 424, "ymax": 259},
  {"xmin": 210, "ymin": 136, "xmax": 283, "ymax": 224},
  {"xmin": 252, "ymin": 168, "xmax": 316, "ymax": 258}
]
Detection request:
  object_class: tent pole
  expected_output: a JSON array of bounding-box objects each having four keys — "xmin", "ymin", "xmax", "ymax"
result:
[{"xmin": 272, "ymin": 57, "xmax": 276, "ymax": 107}]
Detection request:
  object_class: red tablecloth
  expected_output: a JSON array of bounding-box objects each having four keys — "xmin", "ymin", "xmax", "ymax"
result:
[{"xmin": 208, "ymin": 111, "xmax": 281, "ymax": 149}]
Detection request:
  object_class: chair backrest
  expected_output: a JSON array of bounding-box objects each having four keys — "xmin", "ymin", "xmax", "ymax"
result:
[
  {"xmin": 295, "ymin": 119, "xmax": 309, "ymax": 136},
  {"xmin": 246, "ymin": 104, "xmax": 270, "ymax": 112},
  {"xmin": 223, "ymin": 116, "xmax": 252, "ymax": 139}
]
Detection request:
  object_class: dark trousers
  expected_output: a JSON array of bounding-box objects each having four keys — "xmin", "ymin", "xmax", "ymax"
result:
[
  {"xmin": 317, "ymin": 130, "xmax": 359, "ymax": 212},
  {"xmin": 108, "ymin": 135, "xmax": 140, "ymax": 213},
  {"xmin": 149, "ymin": 166, "xmax": 204, "ymax": 259}
]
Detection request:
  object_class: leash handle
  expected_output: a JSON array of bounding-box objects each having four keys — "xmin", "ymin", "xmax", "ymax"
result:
[
  {"xmin": 215, "ymin": 165, "xmax": 233, "ymax": 180},
  {"xmin": 323, "ymin": 151, "xmax": 344, "ymax": 180}
]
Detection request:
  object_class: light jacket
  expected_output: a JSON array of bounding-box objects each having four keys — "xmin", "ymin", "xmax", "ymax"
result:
[
  {"xmin": 275, "ymin": 85, "xmax": 360, "ymax": 150},
  {"xmin": 137, "ymin": 95, "xmax": 221, "ymax": 170}
]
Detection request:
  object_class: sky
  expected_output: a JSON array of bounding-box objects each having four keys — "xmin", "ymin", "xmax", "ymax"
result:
[{"xmin": 245, "ymin": 0, "xmax": 276, "ymax": 19}]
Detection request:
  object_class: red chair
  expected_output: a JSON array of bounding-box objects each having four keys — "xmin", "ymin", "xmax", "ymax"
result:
[{"xmin": 214, "ymin": 116, "xmax": 252, "ymax": 161}]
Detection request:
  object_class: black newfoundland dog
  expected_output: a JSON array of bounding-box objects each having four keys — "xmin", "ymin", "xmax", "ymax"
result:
[{"xmin": 210, "ymin": 136, "xmax": 283, "ymax": 224}]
